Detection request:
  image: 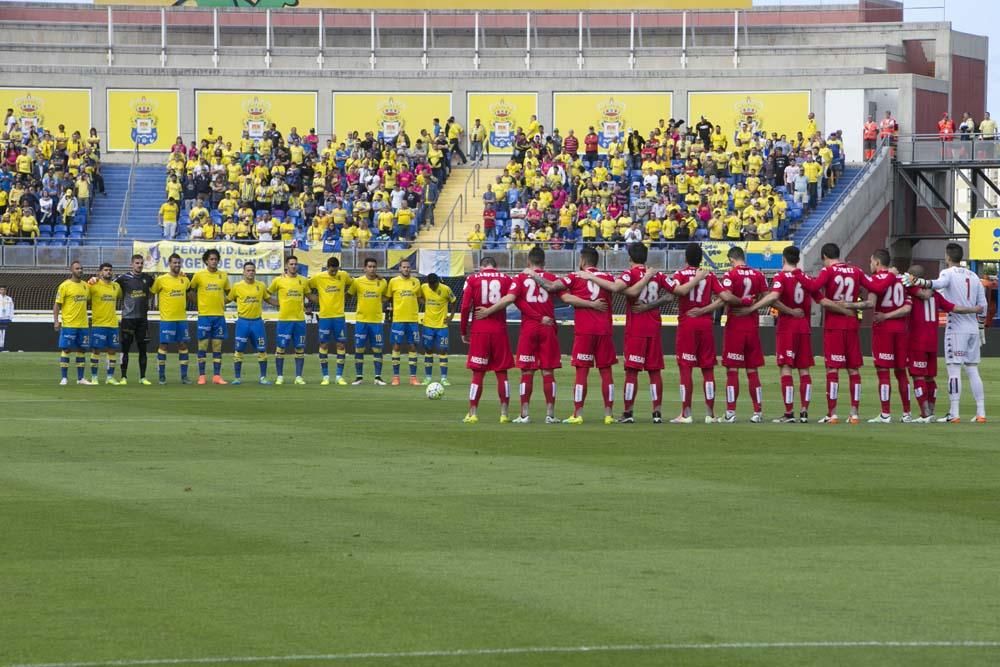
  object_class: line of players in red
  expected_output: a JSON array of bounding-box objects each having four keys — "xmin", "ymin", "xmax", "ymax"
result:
[{"xmin": 458, "ymin": 241, "xmax": 978, "ymax": 425}]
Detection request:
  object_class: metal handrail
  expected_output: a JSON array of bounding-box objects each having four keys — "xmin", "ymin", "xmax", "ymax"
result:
[
  {"xmin": 117, "ymin": 141, "xmax": 140, "ymax": 238},
  {"xmin": 437, "ymin": 193, "xmax": 463, "ymax": 249},
  {"xmin": 797, "ymin": 137, "xmax": 889, "ymax": 250}
]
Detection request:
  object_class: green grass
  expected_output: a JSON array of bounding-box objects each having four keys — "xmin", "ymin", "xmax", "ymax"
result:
[{"xmin": 1, "ymin": 352, "xmax": 999, "ymax": 667}]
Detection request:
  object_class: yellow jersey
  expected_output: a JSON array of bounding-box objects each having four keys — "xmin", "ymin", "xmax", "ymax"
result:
[
  {"xmin": 349, "ymin": 276, "xmax": 387, "ymax": 324},
  {"xmin": 89, "ymin": 279, "xmax": 122, "ymax": 328},
  {"xmin": 189, "ymin": 269, "xmax": 230, "ymax": 317},
  {"xmin": 55, "ymin": 279, "xmax": 90, "ymax": 328},
  {"xmin": 386, "ymin": 276, "xmax": 421, "ymax": 323},
  {"xmin": 268, "ymin": 274, "xmax": 310, "ymax": 321},
  {"xmin": 309, "ymin": 270, "xmax": 353, "ymax": 319},
  {"xmin": 151, "ymin": 273, "xmax": 191, "ymax": 322},
  {"xmin": 419, "ymin": 283, "xmax": 455, "ymax": 328},
  {"xmin": 227, "ymin": 280, "xmax": 267, "ymax": 319}
]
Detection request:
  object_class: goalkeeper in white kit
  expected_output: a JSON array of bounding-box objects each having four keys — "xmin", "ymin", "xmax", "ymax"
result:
[{"xmin": 904, "ymin": 243, "xmax": 988, "ymax": 422}]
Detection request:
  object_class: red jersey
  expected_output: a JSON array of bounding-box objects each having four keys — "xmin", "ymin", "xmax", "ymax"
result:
[
  {"xmin": 460, "ymin": 269, "xmax": 514, "ymax": 336},
  {"xmin": 769, "ymin": 270, "xmax": 813, "ymax": 335},
  {"xmin": 795, "ymin": 263, "xmax": 867, "ymax": 330},
  {"xmin": 559, "ymin": 267, "xmax": 614, "ymax": 336},
  {"xmin": 867, "ymin": 270, "xmax": 911, "ymax": 333},
  {"xmin": 507, "ymin": 269, "xmax": 557, "ymax": 325},
  {"xmin": 619, "ymin": 265, "xmax": 672, "ymax": 337},
  {"xmin": 908, "ymin": 287, "xmax": 955, "ymax": 352},
  {"xmin": 720, "ymin": 266, "xmax": 768, "ymax": 332},
  {"xmin": 669, "ymin": 267, "xmax": 723, "ymax": 325}
]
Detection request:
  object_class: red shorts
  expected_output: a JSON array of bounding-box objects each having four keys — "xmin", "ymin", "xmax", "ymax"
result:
[
  {"xmin": 871, "ymin": 329, "xmax": 907, "ymax": 369},
  {"xmin": 571, "ymin": 333, "xmax": 618, "ymax": 368},
  {"xmin": 775, "ymin": 330, "xmax": 815, "ymax": 369},
  {"xmin": 822, "ymin": 328, "xmax": 863, "ymax": 369},
  {"xmin": 907, "ymin": 348, "xmax": 938, "ymax": 377},
  {"xmin": 675, "ymin": 323, "xmax": 717, "ymax": 369},
  {"xmin": 466, "ymin": 331, "xmax": 514, "ymax": 371},
  {"xmin": 722, "ymin": 327, "xmax": 765, "ymax": 369},
  {"xmin": 623, "ymin": 334, "xmax": 665, "ymax": 371},
  {"xmin": 516, "ymin": 322, "xmax": 562, "ymax": 370}
]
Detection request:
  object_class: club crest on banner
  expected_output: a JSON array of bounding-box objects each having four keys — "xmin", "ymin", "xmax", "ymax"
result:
[
  {"xmin": 377, "ymin": 97, "xmax": 405, "ymax": 141},
  {"xmin": 130, "ymin": 96, "xmax": 159, "ymax": 146},
  {"xmin": 597, "ymin": 97, "xmax": 625, "ymax": 148},
  {"xmin": 243, "ymin": 96, "xmax": 272, "ymax": 139},
  {"xmin": 488, "ymin": 98, "xmax": 515, "ymax": 149},
  {"xmin": 14, "ymin": 94, "xmax": 43, "ymax": 134}
]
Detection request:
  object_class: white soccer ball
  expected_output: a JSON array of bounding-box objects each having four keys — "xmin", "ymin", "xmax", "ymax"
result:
[{"xmin": 426, "ymin": 382, "xmax": 445, "ymax": 400}]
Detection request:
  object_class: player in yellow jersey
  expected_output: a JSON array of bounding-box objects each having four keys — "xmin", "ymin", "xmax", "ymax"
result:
[
  {"xmin": 188, "ymin": 248, "xmax": 231, "ymax": 385},
  {"xmin": 307, "ymin": 256, "xmax": 353, "ymax": 386},
  {"xmin": 347, "ymin": 256, "xmax": 388, "ymax": 385},
  {"xmin": 227, "ymin": 261, "xmax": 270, "ymax": 385},
  {"xmin": 419, "ymin": 273, "xmax": 456, "ymax": 385},
  {"xmin": 53, "ymin": 260, "xmax": 92, "ymax": 385},
  {"xmin": 266, "ymin": 255, "xmax": 310, "ymax": 385},
  {"xmin": 151, "ymin": 253, "xmax": 193, "ymax": 384},
  {"xmin": 88, "ymin": 262, "xmax": 123, "ymax": 385},
  {"xmin": 386, "ymin": 259, "xmax": 422, "ymax": 386}
]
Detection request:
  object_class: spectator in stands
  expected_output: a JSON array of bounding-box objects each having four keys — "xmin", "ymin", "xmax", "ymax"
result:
[
  {"xmin": 158, "ymin": 197, "xmax": 179, "ymax": 239},
  {"xmin": 959, "ymin": 112, "xmax": 975, "ymax": 141},
  {"xmin": 979, "ymin": 112, "xmax": 996, "ymax": 140},
  {"xmin": 57, "ymin": 189, "xmax": 77, "ymax": 227},
  {"xmin": 467, "ymin": 223, "xmax": 485, "ymax": 249},
  {"xmin": 470, "ymin": 119, "xmax": 486, "ymax": 163}
]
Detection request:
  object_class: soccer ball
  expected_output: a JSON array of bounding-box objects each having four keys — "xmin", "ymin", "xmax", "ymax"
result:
[{"xmin": 426, "ymin": 382, "xmax": 445, "ymax": 400}]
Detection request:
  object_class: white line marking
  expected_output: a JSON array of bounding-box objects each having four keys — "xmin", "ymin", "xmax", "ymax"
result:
[{"xmin": 10, "ymin": 640, "xmax": 1000, "ymax": 667}]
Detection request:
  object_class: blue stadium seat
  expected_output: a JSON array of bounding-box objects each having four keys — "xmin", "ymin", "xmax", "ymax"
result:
[
  {"xmin": 272, "ymin": 209, "xmax": 285, "ymax": 220},
  {"xmin": 70, "ymin": 224, "xmax": 84, "ymax": 235},
  {"xmin": 38, "ymin": 225, "xmax": 52, "ymax": 236}
]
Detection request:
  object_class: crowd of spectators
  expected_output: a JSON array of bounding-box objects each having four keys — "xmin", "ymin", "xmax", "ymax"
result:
[
  {"xmin": 161, "ymin": 116, "xmax": 469, "ymax": 251},
  {"xmin": 467, "ymin": 113, "xmax": 847, "ymax": 251},
  {"xmin": 0, "ymin": 108, "xmax": 104, "ymax": 245}
]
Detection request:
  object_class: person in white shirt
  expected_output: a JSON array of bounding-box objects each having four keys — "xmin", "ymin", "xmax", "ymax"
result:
[
  {"xmin": 904, "ymin": 243, "xmax": 988, "ymax": 422},
  {"xmin": 623, "ymin": 222, "xmax": 644, "ymax": 245},
  {"xmin": 0, "ymin": 285, "xmax": 13, "ymax": 351}
]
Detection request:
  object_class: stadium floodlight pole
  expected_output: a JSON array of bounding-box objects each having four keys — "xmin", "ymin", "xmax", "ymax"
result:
[
  {"xmin": 213, "ymin": 9, "xmax": 220, "ymax": 68},
  {"xmin": 577, "ymin": 12, "xmax": 584, "ymax": 70},
  {"xmin": 525, "ymin": 12, "xmax": 531, "ymax": 70},
  {"xmin": 370, "ymin": 11, "xmax": 377, "ymax": 70},
  {"xmin": 681, "ymin": 11, "xmax": 687, "ymax": 69},
  {"xmin": 106, "ymin": 6, "xmax": 113, "ymax": 67},
  {"xmin": 474, "ymin": 12, "xmax": 480, "ymax": 70},
  {"xmin": 159, "ymin": 7, "xmax": 166, "ymax": 67},
  {"xmin": 265, "ymin": 9, "xmax": 272, "ymax": 69},
  {"xmin": 733, "ymin": 10, "xmax": 739, "ymax": 68},
  {"xmin": 422, "ymin": 12, "xmax": 428, "ymax": 70},
  {"xmin": 317, "ymin": 10, "xmax": 324, "ymax": 69},
  {"xmin": 628, "ymin": 12, "xmax": 635, "ymax": 70}
]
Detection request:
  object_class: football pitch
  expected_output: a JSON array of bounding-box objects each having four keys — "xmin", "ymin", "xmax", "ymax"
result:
[{"xmin": 2, "ymin": 352, "xmax": 999, "ymax": 667}]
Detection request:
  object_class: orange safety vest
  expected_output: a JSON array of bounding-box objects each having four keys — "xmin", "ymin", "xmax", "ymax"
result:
[
  {"xmin": 878, "ymin": 117, "xmax": 896, "ymax": 138},
  {"xmin": 864, "ymin": 122, "xmax": 878, "ymax": 140}
]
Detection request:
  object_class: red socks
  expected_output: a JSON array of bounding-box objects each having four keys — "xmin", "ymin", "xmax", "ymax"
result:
[
  {"xmin": 895, "ymin": 368, "xmax": 911, "ymax": 414},
  {"xmin": 849, "ymin": 372, "xmax": 862, "ymax": 413},
  {"xmin": 725, "ymin": 369, "xmax": 740, "ymax": 412},
  {"xmin": 520, "ymin": 371, "xmax": 534, "ymax": 409},
  {"xmin": 747, "ymin": 371, "xmax": 762, "ymax": 413},
  {"xmin": 679, "ymin": 365, "xmax": 694, "ymax": 415},
  {"xmin": 781, "ymin": 374, "xmax": 795, "ymax": 413},
  {"xmin": 624, "ymin": 368, "xmax": 639, "ymax": 412},
  {"xmin": 495, "ymin": 370, "xmax": 509, "ymax": 409},
  {"xmin": 573, "ymin": 366, "xmax": 589, "ymax": 416},
  {"xmin": 826, "ymin": 370, "xmax": 839, "ymax": 415},
  {"xmin": 649, "ymin": 370, "xmax": 663, "ymax": 412},
  {"xmin": 543, "ymin": 372, "xmax": 556, "ymax": 408},
  {"xmin": 599, "ymin": 366, "xmax": 615, "ymax": 409},
  {"xmin": 877, "ymin": 368, "xmax": 891, "ymax": 414},
  {"xmin": 469, "ymin": 370, "xmax": 485, "ymax": 409},
  {"xmin": 702, "ymin": 368, "xmax": 716, "ymax": 412}
]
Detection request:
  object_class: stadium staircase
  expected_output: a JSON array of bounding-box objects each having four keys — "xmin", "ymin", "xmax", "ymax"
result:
[
  {"xmin": 798, "ymin": 147, "xmax": 894, "ymax": 269},
  {"xmin": 413, "ymin": 166, "xmax": 505, "ymax": 248},
  {"xmin": 87, "ymin": 164, "xmax": 164, "ymax": 243},
  {"xmin": 789, "ymin": 166, "xmax": 862, "ymax": 246}
]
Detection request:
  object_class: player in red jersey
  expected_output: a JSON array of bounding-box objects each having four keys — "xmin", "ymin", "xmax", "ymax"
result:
[
  {"xmin": 861, "ymin": 249, "xmax": 913, "ymax": 423},
  {"xmin": 740, "ymin": 246, "xmax": 815, "ymax": 423},
  {"xmin": 459, "ymin": 256, "xmax": 515, "ymax": 424},
  {"xmin": 714, "ymin": 246, "xmax": 770, "ymax": 423},
  {"xmin": 667, "ymin": 244, "xmax": 725, "ymax": 424},
  {"xmin": 904, "ymin": 265, "xmax": 981, "ymax": 422},
  {"xmin": 474, "ymin": 246, "xmax": 562, "ymax": 424},
  {"xmin": 794, "ymin": 243, "xmax": 870, "ymax": 424},
  {"xmin": 583, "ymin": 243, "xmax": 706, "ymax": 424},
  {"xmin": 530, "ymin": 246, "xmax": 616, "ymax": 424}
]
